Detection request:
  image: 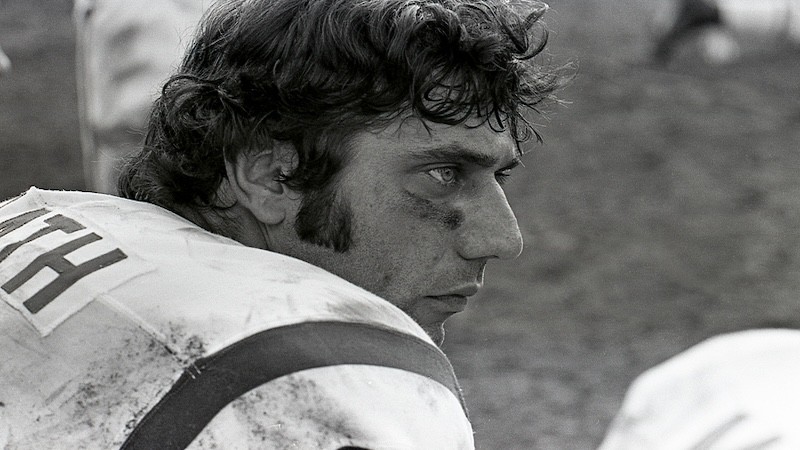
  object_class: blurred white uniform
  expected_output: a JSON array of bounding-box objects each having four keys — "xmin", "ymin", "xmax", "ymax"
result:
[
  {"xmin": 74, "ymin": 0, "xmax": 207, "ymax": 194},
  {"xmin": 653, "ymin": 0, "xmax": 800, "ymax": 64},
  {"xmin": 714, "ymin": 0, "xmax": 800, "ymax": 41},
  {"xmin": 0, "ymin": 188, "xmax": 474, "ymax": 449},
  {"xmin": 600, "ymin": 329, "xmax": 800, "ymax": 450},
  {"xmin": 0, "ymin": 45, "xmax": 10, "ymax": 75}
]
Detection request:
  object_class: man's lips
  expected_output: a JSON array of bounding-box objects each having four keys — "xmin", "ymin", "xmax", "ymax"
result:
[
  {"xmin": 437, "ymin": 284, "xmax": 481, "ymax": 298},
  {"xmin": 425, "ymin": 294, "xmax": 470, "ymax": 313},
  {"xmin": 424, "ymin": 285, "xmax": 480, "ymax": 314}
]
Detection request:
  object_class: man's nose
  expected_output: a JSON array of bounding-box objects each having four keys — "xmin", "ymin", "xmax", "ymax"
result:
[{"xmin": 456, "ymin": 185, "xmax": 524, "ymax": 261}]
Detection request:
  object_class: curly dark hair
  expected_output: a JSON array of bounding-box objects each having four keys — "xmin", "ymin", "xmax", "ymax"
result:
[{"xmin": 119, "ymin": 0, "xmax": 567, "ymax": 248}]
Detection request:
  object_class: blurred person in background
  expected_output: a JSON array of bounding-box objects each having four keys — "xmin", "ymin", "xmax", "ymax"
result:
[
  {"xmin": 652, "ymin": 0, "xmax": 800, "ymax": 64},
  {"xmin": 73, "ymin": 0, "xmax": 207, "ymax": 194},
  {"xmin": 600, "ymin": 329, "xmax": 800, "ymax": 449},
  {"xmin": 0, "ymin": 44, "xmax": 10, "ymax": 74},
  {"xmin": 603, "ymin": 3, "xmax": 800, "ymax": 448},
  {"xmin": 0, "ymin": 0, "xmax": 566, "ymax": 447}
]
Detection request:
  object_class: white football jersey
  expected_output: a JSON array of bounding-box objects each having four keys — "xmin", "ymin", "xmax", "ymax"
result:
[
  {"xmin": 600, "ymin": 329, "xmax": 800, "ymax": 450},
  {"xmin": 0, "ymin": 188, "xmax": 474, "ymax": 449}
]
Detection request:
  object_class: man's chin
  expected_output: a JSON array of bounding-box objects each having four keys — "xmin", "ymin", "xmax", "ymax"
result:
[{"xmin": 423, "ymin": 323, "xmax": 446, "ymax": 346}]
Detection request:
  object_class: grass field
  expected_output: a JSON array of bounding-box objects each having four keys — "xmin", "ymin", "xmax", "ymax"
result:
[{"xmin": 2, "ymin": 0, "xmax": 800, "ymax": 448}]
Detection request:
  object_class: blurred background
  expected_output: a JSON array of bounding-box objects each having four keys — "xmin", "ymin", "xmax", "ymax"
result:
[{"xmin": 1, "ymin": 0, "xmax": 799, "ymax": 448}]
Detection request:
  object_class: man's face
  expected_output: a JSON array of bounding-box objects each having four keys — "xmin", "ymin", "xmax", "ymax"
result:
[{"xmin": 278, "ymin": 117, "xmax": 524, "ymax": 344}]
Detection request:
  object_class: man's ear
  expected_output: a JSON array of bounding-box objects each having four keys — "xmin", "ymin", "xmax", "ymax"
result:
[{"xmin": 225, "ymin": 142, "xmax": 300, "ymax": 226}]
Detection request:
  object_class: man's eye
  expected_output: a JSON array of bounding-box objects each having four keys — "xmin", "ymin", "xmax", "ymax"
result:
[
  {"xmin": 427, "ymin": 167, "xmax": 459, "ymax": 186},
  {"xmin": 495, "ymin": 169, "xmax": 513, "ymax": 185}
]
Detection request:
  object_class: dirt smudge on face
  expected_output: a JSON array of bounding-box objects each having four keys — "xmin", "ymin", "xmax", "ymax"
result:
[{"xmin": 402, "ymin": 191, "xmax": 464, "ymax": 230}]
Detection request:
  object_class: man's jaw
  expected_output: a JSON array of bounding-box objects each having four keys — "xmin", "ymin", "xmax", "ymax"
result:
[
  {"xmin": 415, "ymin": 283, "xmax": 481, "ymax": 345},
  {"xmin": 425, "ymin": 322, "xmax": 447, "ymax": 346}
]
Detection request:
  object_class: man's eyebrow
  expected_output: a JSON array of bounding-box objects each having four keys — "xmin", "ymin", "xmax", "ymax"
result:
[{"xmin": 409, "ymin": 145, "xmax": 520, "ymax": 168}]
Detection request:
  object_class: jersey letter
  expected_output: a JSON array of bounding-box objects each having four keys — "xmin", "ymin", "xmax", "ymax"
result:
[{"xmin": 2, "ymin": 233, "xmax": 127, "ymax": 314}]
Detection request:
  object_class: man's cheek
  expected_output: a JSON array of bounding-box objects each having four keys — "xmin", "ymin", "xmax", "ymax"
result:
[{"xmin": 400, "ymin": 190, "xmax": 464, "ymax": 230}]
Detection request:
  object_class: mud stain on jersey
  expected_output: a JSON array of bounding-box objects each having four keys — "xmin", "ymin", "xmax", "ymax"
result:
[
  {"xmin": 164, "ymin": 322, "xmax": 208, "ymax": 363},
  {"xmin": 191, "ymin": 372, "xmax": 363, "ymax": 448},
  {"xmin": 28, "ymin": 331, "xmax": 185, "ymax": 448},
  {"xmin": 324, "ymin": 292, "xmax": 400, "ymax": 325}
]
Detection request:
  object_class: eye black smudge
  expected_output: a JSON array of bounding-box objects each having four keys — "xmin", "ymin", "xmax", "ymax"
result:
[{"xmin": 402, "ymin": 191, "xmax": 464, "ymax": 230}]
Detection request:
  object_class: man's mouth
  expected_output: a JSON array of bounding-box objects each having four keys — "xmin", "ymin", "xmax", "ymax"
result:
[{"xmin": 425, "ymin": 294, "xmax": 470, "ymax": 313}]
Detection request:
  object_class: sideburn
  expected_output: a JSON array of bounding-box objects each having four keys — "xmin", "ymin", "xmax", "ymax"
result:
[
  {"xmin": 290, "ymin": 126, "xmax": 358, "ymax": 253},
  {"xmin": 294, "ymin": 183, "xmax": 353, "ymax": 252}
]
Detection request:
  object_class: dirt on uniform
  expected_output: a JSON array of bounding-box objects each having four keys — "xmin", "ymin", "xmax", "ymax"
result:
[{"xmin": 2, "ymin": 0, "xmax": 799, "ymax": 448}]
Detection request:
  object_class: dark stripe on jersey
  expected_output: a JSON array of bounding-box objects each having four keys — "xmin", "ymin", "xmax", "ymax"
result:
[{"xmin": 121, "ymin": 320, "xmax": 465, "ymax": 449}]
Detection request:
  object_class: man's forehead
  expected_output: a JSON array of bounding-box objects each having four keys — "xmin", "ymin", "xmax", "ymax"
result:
[
  {"xmin": 405, "ymin": 144, "xmax": 520, "ymax": 169},
  {"xmin": 362, "ymin": 116, "xmax": 520, "ymax": 161}
]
